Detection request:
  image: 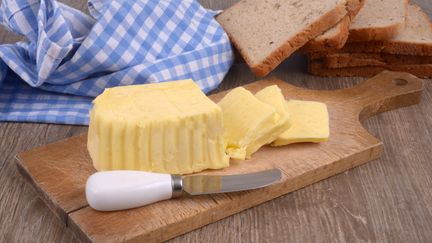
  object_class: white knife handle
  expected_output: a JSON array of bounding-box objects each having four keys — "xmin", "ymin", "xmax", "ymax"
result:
[{"xmin": 85, "ymin": 171, "xmax": 175, "ymax": 211}]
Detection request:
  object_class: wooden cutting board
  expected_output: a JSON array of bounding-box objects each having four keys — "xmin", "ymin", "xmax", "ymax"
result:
[{"xmin": 15, "ymin": 71, "xmax": 423, "ymax": 243}]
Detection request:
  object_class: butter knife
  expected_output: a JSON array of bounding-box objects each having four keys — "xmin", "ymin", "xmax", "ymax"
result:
[{"xmin": 86, "ymin": 169, "xmax": 282, "ymax": 211}]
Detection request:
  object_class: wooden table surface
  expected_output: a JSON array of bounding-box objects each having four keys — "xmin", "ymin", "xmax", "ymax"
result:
[{"xmin": 1, "ymin": 0, "xmax": 432, "ymax": 242}]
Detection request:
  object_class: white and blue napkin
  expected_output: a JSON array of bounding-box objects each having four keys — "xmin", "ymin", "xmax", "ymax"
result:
[{"xmin": 0, "ymin": 0, "xmax": 233, "ymax": 124}]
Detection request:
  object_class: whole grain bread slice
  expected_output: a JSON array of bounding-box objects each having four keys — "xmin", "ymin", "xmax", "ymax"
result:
[
  {"xmin": 340, "ymin": 3, "xmax": 432, "ymax": 55},
  {"xmin": 302, "ymin": 0, "xmax": 365, "ymax": 52},
  {"xmin": 216, "ymin": 0, "xmax": 349, "ymax": 77},
  {"xmin": 310, "ymin": 52, "xmax": 432, "ymax": 68},
  {"xmin": 308, "ymin": 60, "xmax": 432, "ymax": 78},
  {"xmin": 317, "ymin": 53, "xmax": 387, "ymax": 67},
  {"xmin": 347, "ymin": 0, "xmax": 408, "ymax": 42}
]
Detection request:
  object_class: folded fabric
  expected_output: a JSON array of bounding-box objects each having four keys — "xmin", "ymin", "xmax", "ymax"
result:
[{"xmin": 0, "ymin": 0, "xmax": 233, "ymax": 125}]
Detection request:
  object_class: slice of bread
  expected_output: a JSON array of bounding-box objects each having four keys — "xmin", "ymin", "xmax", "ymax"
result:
[
  {"xmin": 216, "ymin": 0, "xmax": 349, "ymax": 77},
  {"xmin": 302, "ymin": 0, "xmax": 365, "ymax": 52},
  {"xmin": 316, "ymin": 53, "xmax": 387, "ymax": 67},
  {"xmin": 310, "ymin": 52, "xmax": 432, "ymax": 68},
  {"xmin": 308, "ymin": 60, "xmax": 432, "ymax": 78},
  {"xmin": 341, "ymin": 3, "xmax": 432, "ymax": 55},
  {"xmin": 347, "ymin": 0, "xmax": 408, "ymax": 42}
]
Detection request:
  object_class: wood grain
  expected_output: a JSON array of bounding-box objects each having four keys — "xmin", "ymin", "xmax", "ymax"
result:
[
  {"xmin": 15, "ymin": 71, "xmax": 424, "ymax": 242},
  {"xmin": 1, "ymin": 0, "xmax": 432, "ymax": 242}
]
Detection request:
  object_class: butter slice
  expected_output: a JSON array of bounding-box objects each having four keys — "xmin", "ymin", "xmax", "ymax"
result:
[
  {"xmin": 255, "ymin": 85, "xmax": 292, "ymax": 129},
  {"xmin": 87, "ymin": 80, "xmax": 229, "ymax": 174},
  {"xmin": 218, "ymin": 87, "xmax": 290, "ymax": 160},
  {"xmin": 272, "ymin": 100, "xmax": 329, "ymax": 146}
]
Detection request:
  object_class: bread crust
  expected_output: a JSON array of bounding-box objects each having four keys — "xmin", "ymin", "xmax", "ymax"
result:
[
  {"xmin": 347, "ymin": 23, "xmax": 404, "ymax": 42},
  {"xmin": 314, "ymin": 52, "xmax": 432, "ymax": 68},
  {"xmin": 217, "ymin": 0, "xmax": 349, "ymax": 77},
  {"xmin": 308, "ymin": 60, "xmax": 432, "ymax": 78},
  {"xmin": 248, "ymin": 1, "xmax": 348, "ymax": 77},
  {"xmin": 323, "ymin": 53, "xmax": 386, "ymax": 67},
  {"xmin": 309, "ymin": 3, "xmax": 432, "ymax": 56},
  {"xmin": 347, "ymin": 0, "xmax": 409, "ymax": 42},
  {"xmin": 302, "ymin": 0, "xmax": 365, "ymax": 52},
  {"xmin": 381, "ymin": 3, "xmax": 432, "ymax": 55},
  {"xmin": 301, "ymin": 16, "xmax": 351, "ymax": 51},
  {"xmin": 326, "ymin": 40, "xmax": 432, "ymax": 57}
]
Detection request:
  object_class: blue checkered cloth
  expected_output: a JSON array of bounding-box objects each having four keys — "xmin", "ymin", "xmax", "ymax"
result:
[{"xmin": 0, "ymin": 0, "xmax": 233, "ymax": 125}]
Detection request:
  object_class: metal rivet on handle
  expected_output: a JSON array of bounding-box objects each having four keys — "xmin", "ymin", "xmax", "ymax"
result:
[{"xmin": 171, "ymin": 175, "xmax": 183, "ymax": 198}]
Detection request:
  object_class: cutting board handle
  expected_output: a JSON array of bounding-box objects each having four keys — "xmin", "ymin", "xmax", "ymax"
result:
[{"xmin": 335, "ymin": 71, "xmax": 424, "ymax": 120}]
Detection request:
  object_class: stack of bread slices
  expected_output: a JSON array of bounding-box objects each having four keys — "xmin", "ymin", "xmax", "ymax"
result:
[
  {"xmin": 216, "ymin": 0, "xmax": 367, "ymax": 77},
  {"xmin": 307, "ymin": 0, "xmax": 432, "ymax": 78},
  {"xmin": 216, "ymin": 0, "xmax": 431, "ymax": 79}
]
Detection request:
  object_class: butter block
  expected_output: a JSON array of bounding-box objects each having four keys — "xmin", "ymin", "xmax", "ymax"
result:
[
  {"xmin": 218, "ymin": 87, "xmax": 290, "ymax": 160},
  {"xmin": 87, "ymin": 80, "xmax": 229, "ymax": 174},
  {"xmin": 272, "ymin": 100, "xmax": 329, "ymax": 146}
]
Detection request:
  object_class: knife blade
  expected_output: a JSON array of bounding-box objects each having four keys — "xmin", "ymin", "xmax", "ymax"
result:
[
  {"xmin": 181, "ymin": 169, "xmax": 282, "ymax": 195},
  {"xmin": 86, "ymin": 169, "xmax": 282, "ymax": 211}
]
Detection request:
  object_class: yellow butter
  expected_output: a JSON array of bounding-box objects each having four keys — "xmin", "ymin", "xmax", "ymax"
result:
[
  {"xmin": 272, "ymin": 100, "xmax": 329, "ymax": 146},
  {"xmin": 255, "ymin": 85, "xmax": 292, "ymax": 129},
  {"xmin": 87, "ymin": 80, "xmax": 229, "ymax": 174},
  {"xmin": 218, "ymin": 87, "xmax": 290, "ymax": 160}
]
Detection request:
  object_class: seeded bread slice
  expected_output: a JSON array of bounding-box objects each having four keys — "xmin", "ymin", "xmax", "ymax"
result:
[
  {"xmin": 343, "ymin": 3, "xmax": 432, "ymax": 55},
  {"xmin": 309, "ymin": 52, "xmax": 432, "ymax": 68},
  {"xmin": 347, "ymin": 0, "xmax": 408, "ymax": 42},
  {"xmin": 308, "ymin": 60, "xmax": 432, "ymax": 78},
  {"xmin": 302, "ymin": 0, "xmax": 365, "ymax": 52},
  {"xmin": 309, "ymin": 3, "xmax": 432, "ymax": 57},
  {"xmin": 216, "ymin": 0, "xmax": 349, "ymax": 77},
  {"xmin": 312, "ymin": 53, "xmax": 387, "ymax": 67}
]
